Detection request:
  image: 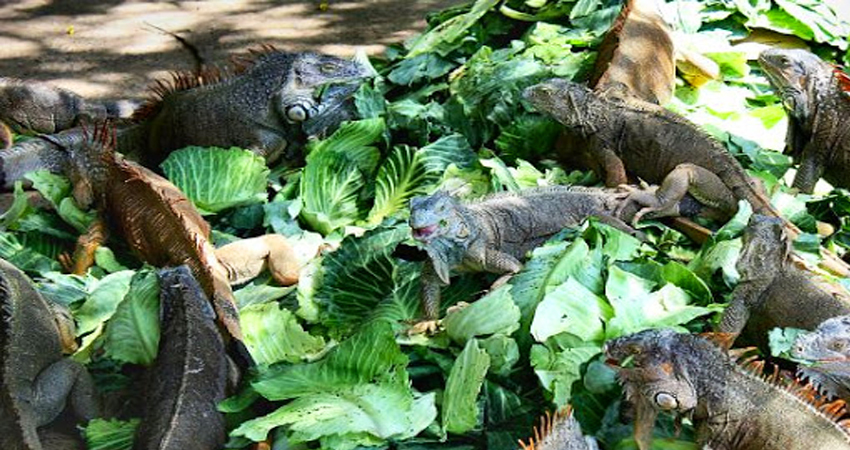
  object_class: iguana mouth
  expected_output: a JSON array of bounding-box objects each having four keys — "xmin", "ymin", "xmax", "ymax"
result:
[{"xmin": 412, "ymin": 224, "xmax": 438, "ymax": 240}]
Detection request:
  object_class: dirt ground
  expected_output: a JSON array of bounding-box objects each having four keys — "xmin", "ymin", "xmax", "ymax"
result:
[{"xmin": 0, "ymin": 0, "xmax": 463, "ymax": 100}]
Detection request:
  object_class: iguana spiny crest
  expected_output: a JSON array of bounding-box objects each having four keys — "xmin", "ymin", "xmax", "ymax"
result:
[
  {"xmin": 518, "ymin": 407, "xmax": 599, "ymax": 450},
  {"xmin": 793, "ymin": 315, "xmax": 850, "ymax": 402}
]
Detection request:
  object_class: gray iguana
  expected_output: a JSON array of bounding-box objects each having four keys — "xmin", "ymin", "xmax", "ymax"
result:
[
  {"xmin": 605, "ymin": 329, "xmax": 850, "ymax": 450},
  {"xmin": 518, "ymin": 407, "xmax": 599, "ymax": 450},
  {"xmin": 759, "ymin": 48, "xmax": 850, "ymax": 194},
  {"xmin": 718, "ymin": 214, "xmax": 850, "ymax": 349},
  {"xmin": 133, "ymin": 266, "xmax": 228, "ymax": 450},
  {"xmin": 792, "ymin": 315, "xmax": 850, "ymax": 404},
  {"xmin": 0, "ymin": 48, "xmax": 370, "ymax": 188},
  {"xmin": 0, "ymin": 257, "xmax": 101, "ymax": 450}
]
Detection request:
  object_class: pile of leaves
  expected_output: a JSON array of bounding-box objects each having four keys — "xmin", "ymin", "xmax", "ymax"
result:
[{"xmin": 3, "ymin": 0, "xmax": 850, "ymax": 449}]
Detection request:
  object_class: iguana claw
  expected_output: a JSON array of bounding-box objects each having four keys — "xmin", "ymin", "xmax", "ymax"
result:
[{"xmin": 406, "ymin": 319, "xmax": 443, "ymax": 336}]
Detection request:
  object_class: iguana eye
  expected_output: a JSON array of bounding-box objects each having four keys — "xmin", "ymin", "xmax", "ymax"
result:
[
  {"xmin": 654, "ymin": 392, "xmax": 678, "ymax": 410},
  {"xmin": 286, "ymin": 105, "xmax": 309, "ymax": 122},
  {"xmin": 783, "ymin": 95, "xmax": 796, "ymax": 112},
  {"xmin": 320, "ymin": 63, "xmax": 338, "ymax": 74}
]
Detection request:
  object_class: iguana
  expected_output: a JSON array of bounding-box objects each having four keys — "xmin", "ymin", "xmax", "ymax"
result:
[
  {"xmin": 0, "ymin": 257, "xmax": 101, "ymax": 450},
  {"xmin": 133, "ymin": 266, "xmax": 228, "ymax": 450},
  {"xmin": 518, "ymin": 407, "xmax": 599, "ymax": 450},
  {"xmin": 64, "ymin": 122, "xmax": 300, "ymax": 362},
  {"xmin": 0, "ymin": 48, "xmax": 369, "ymax": 188},
  {"xmin": 792, "ymin": 315, "xmax": 850, "ymax": 403},
  {"xmin": 759, "ymin": 48, "xmax": 850, "ymax": 194},
  {"xmin": 605, "ymin": 328, "xmax": 850, "ymax": 450},
  {"xmin": 718, "ymin": 214, "xmax": 850, "ymax": 349},
  {"xmin": 0, "ymin": 78, "xmax": 138, "ymax": 150},
  {"xmin": 408, "ymin": 186, "xmax": 714, "ymax": 328}
]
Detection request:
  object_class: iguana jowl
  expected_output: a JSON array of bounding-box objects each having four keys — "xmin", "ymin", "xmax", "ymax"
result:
[
  {"xmin": 65, "ymin": 122, "xmax": 300, "ymax": 361},
  {"xmin": 605, "ymin": 329, "xmax": 850, "ymax": 450},
  {"xmin": 0, "ymin": 257, "xmax": 101, "ymax": 450},
  {"xmin": 759, "ymin": 48, "xmax": 850, "ymax": 193},
  {"xmin": 133, "ymin": 266, "xmax": 228, "ymax": 450},
  {"xmin": 0, "ymin": 49, "xmax": 369, "ymax": 188},
  {"xmin": 718, "ymin": 214, "xmax": 850, "ymax": 349},
  {"xmin": 792, "ymin": 315, "xmax": 850, "ymax": 404}
]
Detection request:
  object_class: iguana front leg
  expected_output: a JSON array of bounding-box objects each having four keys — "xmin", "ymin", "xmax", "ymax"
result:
[
  {"xmin": 792, "ymin": 148, "xmax": 825, "ymax": 194},
  {"xmin": 482, "ymin": 248, "xmax": 523, "ymax": 275},
  {"xmin": 30, "ymin": 358, "xmax": 101, "ymax": 426},
  {"xmin": 594, "ymin": 142, "xmax": 629, "ymax": 187},
  {"xmin": 68, "ymin": 218, "xmax": 108, "ymax": 275},
  {"xmin": 632, "ymin": 163, "xmax": 737, "ymax": 224},
  {"xmin": 408, "ymin": 261, "xmax": 446, "ymax": 335},
  {"xmin": 215, "ymin": 234, "xmax": 299, "ymax": 286}
]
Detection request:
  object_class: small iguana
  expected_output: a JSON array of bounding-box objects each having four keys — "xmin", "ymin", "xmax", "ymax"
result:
[
  {"xmin": 605, "ymin": 329, "xmax": 850, "ymax": 450},
  {"xmin": 0, "ymin": 49, "xmax": 369, "ymax": 188},
  {"xmin": 0, "ymin": 78, "xmax": 138, "ymax": 150},
  {"xmin": 792, "ymin": 315, "xmax": 850, "ymax": 403},
  {"xmin": 0, "ymin": 257, "xmax": 101, "ymax": 450},
  {"xmin": 133, "ymin": 266, "xmax": 228, "ymax": 450},
  {"xmin": 65, "ymin": 122, "xmax": 300, "ymax": 362},
  {"xmin": 718, "ymin": 214, "xmax": 850, "ymax": 349},
  {"xmin": 759, "ymin": 48, "xmax": 850, "ymax": 194},
  {"xmin": 409, "ymin": 186, "xmax": 693, "ymax": 326},
  {"xmin": 518, "ymin": 407, "xmax": 599, "ymax": 450}
]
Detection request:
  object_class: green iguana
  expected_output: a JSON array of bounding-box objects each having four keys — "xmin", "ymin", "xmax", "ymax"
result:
[
  {"xmin": 0, "ymin": 78, "xmax": 138, "ymax": 150},
  {"xmin": 0, "ymin": 257, "xmax": 101, "ymax": 450},
  {"xmin": 0, "ymin": 49, "xmax": 370, "ymax": 188},
  {"xmin": 134, "ymin": 266, "xmax": 228, "ymax": 450},
  {"xmin": 759, "ymin": 48, "xmax": 850, "ymax": 194},
  {"xmin": 718, "ymin": 214, "xmax": 850, "ymax": 349},
  {"xmin": 408, "ymin": 186, "xmax": 711, "ymax": 328},
  {"xmin": 792, "ymin": 315, "xmax": 850, "ymax": 404},
  {"xmin": 518, "ymin": 407, "xmax": 599, "ymax": 450},
  {"xmin": 605, "ymin": 329, "xmax": 850, "ymax": 450},
  {"xmin": 65, "ymin": 122, "xmax": 300, "ymax": 363}
]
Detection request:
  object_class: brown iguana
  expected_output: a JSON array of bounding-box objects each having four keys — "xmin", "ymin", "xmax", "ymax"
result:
[
  {"xmin": 759, "ymin": 48, "xmax": 850, "ymax": 194},
  {"xmin": 518, "ymin": 407, "xmax": 599, "ymax": 450},
  {"xmin": 0, "ymin": 78, "xmax": 138, "ymax": 150},
  {"xmin": 133, "ymin": 266, "xmax": 228, "ymax": 450},
  {"xmin": 0, "ymin": 48, "xmax": 370, "ymax": 188},
  {"xmin": 0, "ymin": 257, "xmax": 101, "ymax": 450},
  {"xmin": 408, "ymin": 186, "xmax": 717, "ymax": 328},
  {"xmin": 792, "ymin": 315, "xmax": 850, "ymax": 404},
  {"xmin": 605, "ymin": 328, "xmax": 850, "ymax": 450},
  {"xmin": 64, "ymin": 122, "xmax": 300, "ymax": 362},
  {"xmin": 718, "ymin": 214, "xmax": 850, "ymax": 349}
]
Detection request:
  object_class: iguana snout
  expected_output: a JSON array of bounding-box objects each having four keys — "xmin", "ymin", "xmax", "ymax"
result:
[
  {"xmin": 409, "ymin": 191, "xmax": 465, "ymax": 243},
  {"xmin": 758, "ymin": 48, "xmax": 821, "ymax": 119},
  {"xmin": 523, "ymin": 79, "xmax": 594, "ymax": 128}
]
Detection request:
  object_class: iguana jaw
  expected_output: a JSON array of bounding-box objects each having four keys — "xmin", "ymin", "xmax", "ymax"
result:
[{"xmin": 411, "ymin": 224, "xmax": 439, "ymax": 241}]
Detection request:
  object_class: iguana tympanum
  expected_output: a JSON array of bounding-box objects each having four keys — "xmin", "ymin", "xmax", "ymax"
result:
[
  {"xmin": 792, "ymin": 315, "xmax": 850, "ymax": 404},
  {"xmin": 759, "ymin": 48, "xmax": 850, "ymax": 194},
  {"xmin": 408, "ymin": 186, "xmax": 714, "ymax": 329},
  {"xmin": 134, "ymin": 266, "xmax": 228, "ymax": 450},
  {"xmin": 0, "ymin": 257, "xmax": 101, "ymax": 450},
  {"xmin": 718, "ymin": 214, "xmax": 850, "ymax": 349},
  {"xmin": 0, "ymin": 48, "xmax": 370, "ymax": 188},
  {"xmin": 65, "ymin": 122, "xmax": 300, "ymax": 360},
  {"xmin": 518, "ymin": 407, "xmax": 599, "ymax": 450},
  {"xmin": 0, "ymin": 78, "xmax": 138, "ymax": 150},
  {"xmin": 605, "ymin": 329, "xmax": 850, "ymax": 450}
]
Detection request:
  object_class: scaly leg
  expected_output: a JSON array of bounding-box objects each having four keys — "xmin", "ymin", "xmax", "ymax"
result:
[
  {"xmin": 408, "ymin": 261, "xmax": 445, "ymax": 335},
  {"xmin": 31, "ymin": 358, "xmax": 101, "ymax": 427},
  {"xmin": 791, "ymin": 150, "xmax": 824, "ymax": 195},
  {"xmin": 215, "ymin": 234, "xmax": 300, "ymax": 286},
  {"xmin": 69, "ymin": 218, "xmax": 108, "ymax": 275},
  {"xmin": 632, "ymin": 163, "xmax": 737, "ymax": 224}
]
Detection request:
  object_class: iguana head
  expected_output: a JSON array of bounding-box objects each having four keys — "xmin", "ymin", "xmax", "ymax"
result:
[
  {"xmin": 67, "ymin": 121, "xmax": 116, "ymax": 209},
  {"xmin": 792, "ymin": 315, "xmax": 850, "ymax": 400},
  {"xmin": 523, "ymin": 79, "xmax": 599, "ymax": 132},
  {"xmin": 758, "ymin": 48, "xmax": 829, "ymax": 122},
  {"xmin": 519, "ymin": 408, "xmax": 598, "ymax": 450},
  {"xmin": 737, "ymin": 214, "xmax": 789, "ymax": 282},
  {"xmin": 409, "ymin": 191, "xmax": 474, "ymax": 283}
]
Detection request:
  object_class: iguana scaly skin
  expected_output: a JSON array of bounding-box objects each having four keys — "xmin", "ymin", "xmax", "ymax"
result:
[
  {"xmin": 0, "ymin": 49, "xmax": 369, "ymax": 188},
  {"xmin": 409, "ymin": 187, "xmax": 653, "ymax": 322},
  {"xmin": 759, "ymin": 48, "xmax": 850, "ymax": 193},
  {"xmin": 718, "ymin": 214, "xmax": 850, "ymax": 349},
  {"xmin": 524, "ymin": 78, "xmax": 775, "ymax": 220},
  {"xmin": 133, "ymin": 266, "xmax": 228, "ymax": 450},
  {"xmin": 0, "ymin": 257, "xmax": 101, "ymax": 450},
  {"xmin": 0, "ymin": 78, "xmax": 138, "ymax": 150},
  {"xmin": 792, "ymin": 315, "xmax": 850, "ymax": 403},
  {"xmin": 518, "ymin": 408, "xmax": 598, "ymax": 450},
  {"xmin": 65, "ymin": 123, "xmax": 300, "ymax": 359},
  {"xmin": 605, "ymin": 329, "xmax": 850, "ymax": 450}
]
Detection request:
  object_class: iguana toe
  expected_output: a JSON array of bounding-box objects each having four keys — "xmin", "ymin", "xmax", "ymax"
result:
[
  {"xmin": 446, "ymin": 301, "xmax": 471, "ymax": 315},
  {"xmin": 406, "ymin": 319, "xmax": 442, "ymax": 336}
]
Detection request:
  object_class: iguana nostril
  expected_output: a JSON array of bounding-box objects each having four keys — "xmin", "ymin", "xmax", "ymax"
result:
[{"xmin": 654, "ymin": 392, "xmax": 678, "ymax": 410}]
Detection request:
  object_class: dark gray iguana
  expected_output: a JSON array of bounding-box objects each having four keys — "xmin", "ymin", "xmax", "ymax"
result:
[
  {"xmin": 133, "ymin": 266, "xmax": 228, "ymax": 450},
  {"xmin": 759, "ymin": 48, "xmax": 850, "ymax": 194},
  {"xmin": 0, "ymin": 48, "xmax": 370, "ymax": 188},
  {"xmin": 605, "ymin": 329, "xmax": 850, "ymax": 450},
  {"xmin": 0, "ymin": 257, "xmax": 101, "ymax": 450},
  {"xmin": 517, "ymin": 407, "xmax": 598, "ymax": 450},
  {"xmin": 792, "ymin": 315, "xmax": 850, "ymax": 404},
  {"xmin": 718, "ymin": 214, "xmax": 850, "ymax": 349}
]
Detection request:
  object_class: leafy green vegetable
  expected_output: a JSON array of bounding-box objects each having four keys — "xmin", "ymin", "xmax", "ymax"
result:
[
  {"xmin": 443, "ymin": 285, "xmax": 521, "ymax": 344},
  {"xmin": 103, "ymin": 269, "xmax": 160, "ymax": 365},
  {"xmin": 442, "ymin": 338, "xmax": 491, "ymax": 434},
  {"xmin": 83, "ymin": 418, "xmax": 140, "ymax": 450},
  {"xmin": 241, "ymin": 301, "xmax": 326, "ymax": 366}
]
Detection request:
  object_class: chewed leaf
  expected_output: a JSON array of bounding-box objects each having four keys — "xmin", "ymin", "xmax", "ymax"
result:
[
  {"xmin": 161, "ymin": 146, "xmax": 270, "ymax": 213},
  {"xmin": 103, "ymin": 269, "xmax": 160, "ymax": 365}
]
